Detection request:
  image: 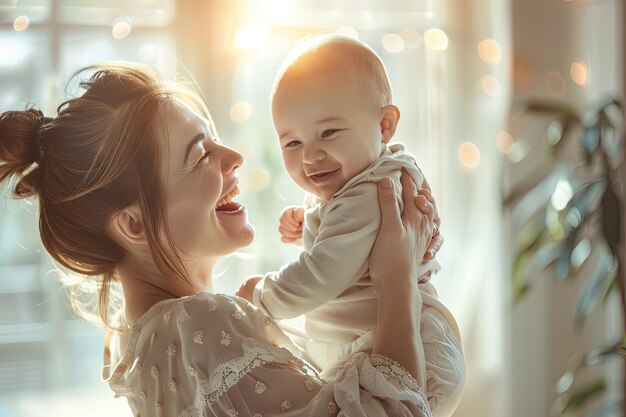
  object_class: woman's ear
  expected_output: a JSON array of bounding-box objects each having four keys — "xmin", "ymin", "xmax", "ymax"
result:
[
  {"xmin": 380, "ymin": 104, "xmax": 400, "ymax": 144},
  {"xmin": 110, "ymin": 206, "xmax": 147, "ymax": 245}
]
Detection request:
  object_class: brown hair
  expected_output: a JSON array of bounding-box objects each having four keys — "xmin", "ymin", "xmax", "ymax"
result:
[
  {"xmin": 272, "ymin": 34, "xmax": 393, "ymax": 107},
  {"xmin": 0, "ymin": 62, "xmax": 207, "ymax": 329}
]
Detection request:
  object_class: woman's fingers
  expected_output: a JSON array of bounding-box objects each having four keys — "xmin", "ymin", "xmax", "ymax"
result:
[
  {"xmin": 400, "ymin": 169, "xmax": 418, "ymax": 212},
  {"xmin": 418, "ymin": 187, "xmax": 440, "ymax": 226},
  {"xmin": 424, "ymin": 234, "xmax": 444, "ymax": 260},
  {"xmin": 377, "ymin": 177, "xmax": 402, "ymax": 233}
]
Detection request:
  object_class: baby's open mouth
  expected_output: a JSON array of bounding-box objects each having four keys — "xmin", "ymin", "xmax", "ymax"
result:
[
  {"xmin": 308, "ymin": 169, "xmax": 339, "ymax": 183},
  {"xmin": 215, "ymin": 186, "xmax": 242, "ymax": 212}
]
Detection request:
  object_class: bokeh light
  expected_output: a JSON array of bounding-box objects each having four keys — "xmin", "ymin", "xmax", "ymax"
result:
[
  {"xmin": 230, "ymin": 102, "xmax": 252, "ymax": 122},
  {"xmin": 545, "ymin": 71, "xmax": 566, "ymax": 94},
  {"xmin": 496, "ymin": 131, "xmax": 515, "ymax": 154},
  {"xmin": 424, "ymin": 29, "xmax": 448, "ymax": 51},
  {"xmin": 336, "ymin": 26, "xmax": 358, "ymax": 39},
  {"xmin": 13, "ymin": 15, "xmax": 29, "ymax": 32},
  {"xmin": 477, "ymin": 39, "xmax": 501, "ymax": 64},
  {"xmin": 234, "ymin": 23, "xmax": 270, "ymax": 49},
  {"xmin": 248, "ymin": 168, "xmax": 270, "ymax": 191},
  {"xmin": 570, "ymin": 62, "xmax": 588, "ymax": 86},
  {"xmin": 382, "ymin": 33, "xmax": 405, "ymax": 53},
  {"xmin": 233, "ymin": 140, "xmax": 253, "ymax": 159},
  {"xmin": 482, "ymin": 75, "xmax": 501, "ymax": 97},
  {"xmin": 112, "ymin": 20, "xmax": 132, "ymax": 40},
  {"xmin": 139, "ymin": 43, "xmax": 157, "ymax": 61},
  {"xmin": 458, "ymin": 142, "xmax": 480, "ymax": 168},
  {"xmin": 401, "ymin": 29, "xmax": 422, "ymax": 47}
]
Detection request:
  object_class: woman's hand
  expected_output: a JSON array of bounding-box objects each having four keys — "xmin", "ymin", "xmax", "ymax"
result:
[
  {"xmin": 370, "ymin": 170, "xmax": 434, "ymax": 386},
  {"xmin": 369, "ymin": 171, "xmax": 436, "ymax": 289},
  {"xmin": 419, "ymin": 179, "xmax": 443, "ymax": 261}
]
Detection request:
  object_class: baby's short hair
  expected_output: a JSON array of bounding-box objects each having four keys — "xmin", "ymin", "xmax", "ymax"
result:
[{"xmin": 272, "ymin": 34, "xmax": 393, "ymax": 107}]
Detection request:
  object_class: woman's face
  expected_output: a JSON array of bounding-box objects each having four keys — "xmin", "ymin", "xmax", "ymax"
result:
[{"xmin": 163, "ymin": 99, "xmax": 254, "ymax": 259}]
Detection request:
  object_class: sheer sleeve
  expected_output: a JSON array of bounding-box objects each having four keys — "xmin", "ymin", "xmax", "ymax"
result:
[
  {"xmin": 177, "ymin": 294, "xmax": 432, "ymax": 417},
  {"xmin": 180, "ymin": 297, "xmax": 431, "ymax": 417},
  {"xmin": 204, "ymin": 351, "xmax": 432, "ymax": 417}
]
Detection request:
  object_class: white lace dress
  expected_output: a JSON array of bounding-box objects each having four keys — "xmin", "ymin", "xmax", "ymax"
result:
[{"xmin": 103, "ymin": 292, "xmax": 432, "ymax": 417}]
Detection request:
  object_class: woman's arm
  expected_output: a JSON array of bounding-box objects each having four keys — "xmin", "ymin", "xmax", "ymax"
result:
[{"xmin": 370, "ymin": 171, "xmax": 435, "ymax": 387}]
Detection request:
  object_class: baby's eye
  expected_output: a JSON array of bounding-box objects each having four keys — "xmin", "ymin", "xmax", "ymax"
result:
[
  {"xmin": 321, "ymin": 129, "xmax": 339, "ymax": 138},
  {"xmin": 284, "ymin": 140, "xmax": 301, "ymax": 148}
]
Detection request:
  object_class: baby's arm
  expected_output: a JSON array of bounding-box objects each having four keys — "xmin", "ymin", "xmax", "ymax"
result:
[{"xmin": 252, "ymin": 182, "xmax": 383, "ymax": 319}]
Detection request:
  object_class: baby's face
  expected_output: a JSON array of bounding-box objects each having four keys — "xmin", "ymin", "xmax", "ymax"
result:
[{"xmin": 272, "ymin": 70, "xmax": 385, "ymax": 200}]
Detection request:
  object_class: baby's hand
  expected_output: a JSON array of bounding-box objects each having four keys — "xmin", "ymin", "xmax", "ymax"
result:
[
  {"xmin": 278, "ymin": 205, "xmax": 305, "ymax": 244},
  {"xmin": 236, "ymin": 275, "xmax": 262, "ymax": 303}
]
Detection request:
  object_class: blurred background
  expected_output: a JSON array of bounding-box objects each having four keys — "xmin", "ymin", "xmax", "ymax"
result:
[{"xmin": 0, "ymin": 0, "xmax": 624, "ymax": 416}]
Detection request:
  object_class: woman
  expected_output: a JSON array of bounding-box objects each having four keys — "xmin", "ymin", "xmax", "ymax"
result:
[{"xmin": 0, "ymin": 63, "xmax": 441, "ymax": 416}]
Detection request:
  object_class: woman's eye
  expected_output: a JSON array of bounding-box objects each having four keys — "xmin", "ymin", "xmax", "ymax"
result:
[
  {"xmin": 321, "ymin": 129, "xmax": 339, "ymax": 138},
  {"xmin": 198, "ymin": 151, "xmax": 210, "ymax": 164}
]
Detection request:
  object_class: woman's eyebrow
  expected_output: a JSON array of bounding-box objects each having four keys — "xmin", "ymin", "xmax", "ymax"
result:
[{"xmin": 184, "ymin": 132, "xmax": 205, "ymax": 163}]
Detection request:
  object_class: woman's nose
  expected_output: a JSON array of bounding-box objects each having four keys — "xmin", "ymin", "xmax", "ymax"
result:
[
  {"xmin": 302, "ymin": 144, "xmax": 326, "ymax": 164},
  {"xmin": 219, "ymin": 145, "xmax": 243, "ymax": 175}
]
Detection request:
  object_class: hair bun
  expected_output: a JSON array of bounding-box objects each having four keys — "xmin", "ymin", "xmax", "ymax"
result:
[{"xmin": 0, "ymin": 108, "xmax": 50, "ymax": 197}]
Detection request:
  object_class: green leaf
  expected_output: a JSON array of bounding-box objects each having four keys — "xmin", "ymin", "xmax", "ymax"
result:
[
  {"xmin": 511, "ymin": 281, "xmax": 531, "ymax": 306},
  {"xmin": 575, "ymin": 258, "xmax": 617, "ymax": 323},
  {"xmin": 581, "ymin": 124, "xmax": 600, "ymax": 162},
  {"xmin": 586, "ymin": 399, "xmax": 624, "ymax": 417},
  {"xmin": 561, "ymin": 380, "xmax": 606, "ymax": 413},
  {"xmin": 523, "ymin": 101, "xmax": 582, "ymax": 124},
  {"xmin": 601, "ymin": 182, "xmax": 622, "ymax": 260}
]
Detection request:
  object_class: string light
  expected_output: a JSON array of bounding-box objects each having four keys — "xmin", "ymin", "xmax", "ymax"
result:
[{"xmin": 423, "ymin": 29, "xmax": 448, "ymax": 51}]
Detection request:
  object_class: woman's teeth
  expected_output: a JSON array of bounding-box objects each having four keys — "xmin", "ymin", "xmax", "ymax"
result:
[{"xmin": 216, "ymin": 186, "xmax": 239, "ymax": 209}]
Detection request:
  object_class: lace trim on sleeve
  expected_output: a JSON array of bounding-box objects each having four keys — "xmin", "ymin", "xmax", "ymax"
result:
[
  {"xmin": 198, "ymin": 343, "xmax": 315, "ymax": 406},
  {"xmin": 362, "ymin": 353, "xmax": 431, "ymax": 416}
]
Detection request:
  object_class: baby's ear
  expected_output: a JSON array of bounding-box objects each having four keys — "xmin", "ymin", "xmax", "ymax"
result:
[
  {"xmin": 110, "ymin": 205, "xmax": 147, "ymax": 246},
  {"xmin": 380, "ymin": 104, "xmax": 400, "ymax": 143}
]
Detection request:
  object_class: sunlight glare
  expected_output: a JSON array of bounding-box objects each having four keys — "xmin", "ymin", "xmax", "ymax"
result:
[
  {"xmin": 234, "ymin": 23, "xmax": 270, "ymax": 49},
  {"xmin": 336, "ymin": 26, "xmax": 359, "ymax": 39}
]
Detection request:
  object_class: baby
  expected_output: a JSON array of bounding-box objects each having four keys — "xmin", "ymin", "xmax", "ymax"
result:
[{"xmin": 239, "ymin": 35, "xmax": 464, "ymax": 416}]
